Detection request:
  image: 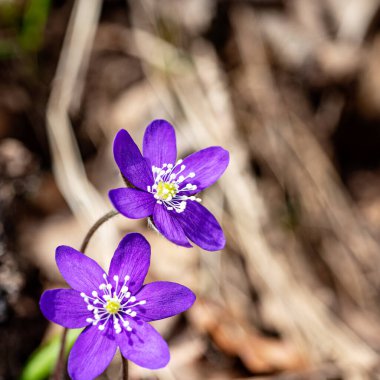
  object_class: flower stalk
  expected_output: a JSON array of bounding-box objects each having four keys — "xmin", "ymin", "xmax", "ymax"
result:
[
  {"xmin": 53, "ymin": 210, "xmax": 119, "ymax": 380},
  {"xmin": 122, "ymin": 356, "xmax": 129, "ymax": 380}
]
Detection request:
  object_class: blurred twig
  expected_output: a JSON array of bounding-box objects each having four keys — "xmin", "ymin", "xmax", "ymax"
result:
[
  {"xmin": 45, "ymin": 0, "xmax": 106, "ymax": 224},
  {"xmin": 233, "ymin": 6, "xmax": 380, "ymax": 308}
]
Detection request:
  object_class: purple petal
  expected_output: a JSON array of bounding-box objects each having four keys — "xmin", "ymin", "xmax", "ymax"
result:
[
  {"xmin": 153, "ymin": 204, "xmax": 192, "ymax": 248},
  {"xmin": 68, "ymin": 325, "xmax": 117, "ymax": 380},
  {"xmin": 40, "ymin": 289, "xmax": 92, "ymax": 328},
  {"xmin": 56, "ymin": 246, "xmax": 106, "ymax": 295},
  {"xmin": 178, "ymin": 147, "xmax": 229, "ymax": 194},
  {"xmin": 135, "ymin": 281, "xmax": 196, "ymax": 322},
  {"xmin": 116, "ymin": 320, "xmax": 170, "ymax": 369},
  {"xmin": 109, "ymin": 188, "xmax": 155, "ymax": 219},
  {"xmin": 176, "ymin": 201, "xmax": 225, "ymax": 251},
  {"xmin": 113, "ymin": 129, "xmax": 154, "ymax": 190},
  {"xmin": 108, "ymin": 233, "xmax": 150, "ymax": 294},
  {"xmin": 143, "ymin": 119, "xmax": 177, "ymax": 168}
]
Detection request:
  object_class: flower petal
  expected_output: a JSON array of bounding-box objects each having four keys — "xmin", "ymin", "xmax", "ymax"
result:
[
  {"xmin": 178, "ymin": 146, "xmax": 229, "ymax": 194},
  {"xmin": 68, "ymin": 325, "xmax": 117, "ymax": 380},
  {"xmin": 40, "ymin": 289, "xmax": 92, "ymax": 328},
  {"xmin": 109, "ymin": 188, "xmax": 155, "ymax": 219},
  {"xmin": 108, "ymin": 233, "xmax": 150, "ymax": 294},
  {"xmin": 153, "ymin": 204, "xmax": 192, "ymax": 248},
  {"xmin": 143, "ymin": 119, "xmax": 177, "ymax": 168},
  {"xmin": 56, "ymin": 246, "xmax": 106, "ymax": 295},
  {"xmin": 176, "ymin": 201, "xmax": 225, "ymax": 251},
  {"xmin": 113, "ymin": 129, "xmax": 153, "ymax": 190},
  {"xmin": 135, "ymin": 281, "xmax": 195, "ymax": 322},
  {"xmin": 116, "ymin": 320, "xmax": 170, "ymax": 369}
]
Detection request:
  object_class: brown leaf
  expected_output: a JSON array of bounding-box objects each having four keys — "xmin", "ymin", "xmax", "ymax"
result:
[{"xmin": 189, "ymin": 298, "xmax": 307, "ymax": 374}]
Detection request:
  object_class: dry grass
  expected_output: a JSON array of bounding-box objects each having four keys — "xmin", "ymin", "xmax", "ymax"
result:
[{"xmin": 35, "ymin": 0, "xmax": 380, "ymax": 379}]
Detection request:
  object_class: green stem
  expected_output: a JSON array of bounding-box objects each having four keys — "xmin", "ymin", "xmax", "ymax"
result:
[{"xmin": 52, "ymin": 210, "xmax": 119, "ymax": 380}]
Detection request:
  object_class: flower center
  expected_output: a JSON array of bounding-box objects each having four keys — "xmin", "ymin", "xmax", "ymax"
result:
[
  {"xmin": 80, "ymin": 274, "xmax": 146, "ymax": 334},
  {"xmin": 105, "ymin": 298, "xmax": 120, "ymax": 314},
  {"xmin": 147, "ymin": 159, "xmax": 201, "ymax": 213},
  {"xmin": 156, "ymin": 181, "xmax": 178, "ymax": 200}
]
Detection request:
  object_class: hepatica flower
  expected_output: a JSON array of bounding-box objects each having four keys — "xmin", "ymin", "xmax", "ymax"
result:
[
  {"xmin": 109, "ymin": 120, "xmax": 229, "ymax": 251},
  {"xmin": 40, "ymin": 233, "xmax": 195, "ymax": 380}
]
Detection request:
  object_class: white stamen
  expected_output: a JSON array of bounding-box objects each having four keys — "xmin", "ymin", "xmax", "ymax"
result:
[
  {"xmin": 81, "ymin": 272, "xmax": 144, "ymax": 334},
  {"xmin": 147, "ymin": 160, "xmax": 201, "ymax": 213}
]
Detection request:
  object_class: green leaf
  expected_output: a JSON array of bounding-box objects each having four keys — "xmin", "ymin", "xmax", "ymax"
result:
[
  {"xmin": 18, "ymin": 0, "xmax": 51, "ymax": 52},
  {"xmin": 20, "ymin": 329, "xmax": 82, "ymax": 380}
]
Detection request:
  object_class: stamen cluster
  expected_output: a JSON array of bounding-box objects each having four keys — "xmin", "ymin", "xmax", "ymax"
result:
[
  {"xmin": 147, "ymin": 159, "xmax": 201, "ymax": 213},
  {"xmin": 81, "ymin": 273, "xmax": 146, "ymax": 334}
]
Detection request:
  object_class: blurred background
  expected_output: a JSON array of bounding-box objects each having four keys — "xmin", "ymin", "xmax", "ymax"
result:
[{"xmin": 2, "ymin": 0, "xmax": 380, "ymax": 379}]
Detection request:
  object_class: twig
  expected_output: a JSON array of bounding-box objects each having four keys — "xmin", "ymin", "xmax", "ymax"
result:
[{"xmin": 45, "ymin": 0, "xmax": 106, "ymax": 224}]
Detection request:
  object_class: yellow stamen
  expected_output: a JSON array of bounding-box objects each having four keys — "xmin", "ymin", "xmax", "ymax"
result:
[
  {"xmin": 156, "ymin": 181, "xmax": 177, "ymax": 200},
  {"xmin": 105, "ymin": 299, "xmax": 120, "ymax": 314}
]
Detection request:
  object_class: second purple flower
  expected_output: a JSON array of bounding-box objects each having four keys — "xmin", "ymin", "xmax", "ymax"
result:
[
  {"xmin": 40, "ymin": 233, "xmax": 195, "ymax": 379},
  {"xmin": 109, "ymin": 119, "xmax": 229, "ymax": 251}
]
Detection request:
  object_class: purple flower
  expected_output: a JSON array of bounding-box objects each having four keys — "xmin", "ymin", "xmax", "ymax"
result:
[
  {"xmin": 40, "ymin": 233, "xmax": 195, "ymax": 380},
  {"xmin": 109, "ymin": 119, "xmax": 229, "ymax": 251}
]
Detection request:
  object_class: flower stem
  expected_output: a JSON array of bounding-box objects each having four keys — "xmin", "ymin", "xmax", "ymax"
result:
[
  {"xmin": 122, "ymin": 356, "xmax": 129, "ymax": 380},
  {"xmin": 79, "ymin": 210, "xmax": 119, "ymax": 252},
  {"xmin": 53, "ymin": 328, "xmax": 68, "ymax": 380},
  {"xmin": 53, "ymin": 210, "xmax": 119, "ymax": 380}
]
